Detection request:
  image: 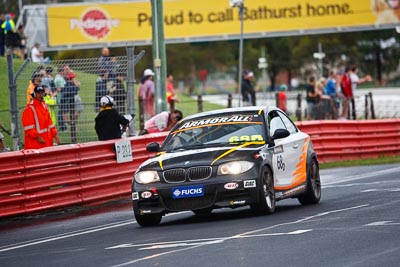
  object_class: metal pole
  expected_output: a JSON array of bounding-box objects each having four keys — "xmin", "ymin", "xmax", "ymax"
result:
[
  {"xmin": 238, "ymin": 4, "xmax": 244, "ymax": 107},
  {"xmin": 6, "ymin": 49, "xmax": 20, "ymax": 151},
  {"xmin": 126, "ymin": 46, "xmax": 136, "ymax": 136},
  {"xmin": 151, "ymin": 0, "xmax": 167, "ymax": 114}
]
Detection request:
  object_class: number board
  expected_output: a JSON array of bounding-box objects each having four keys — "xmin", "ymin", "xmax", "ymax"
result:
[{"xmin": 115, "ymin": 140, "xmax": 133, "ymax": 163}]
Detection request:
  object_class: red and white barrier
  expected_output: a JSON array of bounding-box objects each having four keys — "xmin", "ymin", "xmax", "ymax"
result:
[{"xmin": 0, "ymin": 119, "xmax": 399, "ymax": 218}]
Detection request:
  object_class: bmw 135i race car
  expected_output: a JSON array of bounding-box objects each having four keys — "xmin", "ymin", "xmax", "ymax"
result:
[{"xmin": 132, "ymin": 106, "xmax": 321, "ymax": 226}]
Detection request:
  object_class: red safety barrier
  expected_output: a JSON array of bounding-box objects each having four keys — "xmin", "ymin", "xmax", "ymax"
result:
[
  {"xmin": 1, "ymin": 120, "xmax": 399, "ymax": 218},
  {"xmin": 296, "ymin": 119, "xmax": 400, "ymax": 163}
]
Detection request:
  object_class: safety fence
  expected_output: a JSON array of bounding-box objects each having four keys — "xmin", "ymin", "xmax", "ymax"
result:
[
  {"xmin": 1, "ymin": 119, "xmax": 399, "ymax": 218},
  {"xmin": 0, "ymin": 133, "xmax": 167, "ymax": 218},
  {"xmin": 296, "ymin": 119, "xmax": 400, "ymax": 163}
]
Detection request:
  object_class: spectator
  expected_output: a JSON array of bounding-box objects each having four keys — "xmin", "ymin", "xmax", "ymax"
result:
[
  {"xmin": 95, "ymin": 70, "xmax": 109, "ymax": 112},
  {"xmin": 17, "ymin": 24, "xmax": 27, "ymax": 60},
  {"xmin": 1, "ymin": 13, "xmax": 19, "ymax": 51},
  {"xmin": 42, "ymin": 67, "xmax": 55, "ymax": 91},
  {"xmin": 109, "ymin": 72, "xmax": 127, "ymax": 114},
  {"xmin": 54, "ymin": 65, "xmax": 69, "ymax": 131},
  {"xmin": 242, "ymin": 70, "xmax": 256, "ymax": 106},
  {"xmin": 340, "ymin": 67, "xmax": 352, "ymax": 120},
  {"xmin": 306, "ymin": 76, "xmax": 318, "ymax": 120},
  {"xmin": 61, "ymin": 71, "xmax": 80, "ymax": 127},
  {"xmin": 166, "ymin": 73, "xmax": 179, "ymax": 110},
  {"xmin": 95, "ymin": 95, "xmax": 129, "ymax": 141},
  {"xmin": 138, "ymin": 69, "xmax": 155, "ymax": 120},
  {"xmin": 21, "ymin": 86, "xmax": 60, "ymax": 149},
  {"xmin": 26, "ymin": 71, "xmax": 43, "ymax": 104},
  {"xmin": 43, "ymin": 86, "xmax": 57, "ymax": 126},
  {"xmin": 277, "ymin": 84, "xmax": 287, "ymax": 112},
  {"xmin": 31, "ymin": 43, "xmax": 44, "ymax": 63},
  {"xmin": 98, "ymin": 47, "xmax": 117, "ymax": 76},
  {"xmin": 140, "ymin": 109, "xmax": 183, "ymax": 135},
  {"xmin": 350, "ymin": 66, "xmax": 372, "ymax": 96},
  {"xmin": 324, "ymin": 70, "xmax": 341, "ymax": 119}
]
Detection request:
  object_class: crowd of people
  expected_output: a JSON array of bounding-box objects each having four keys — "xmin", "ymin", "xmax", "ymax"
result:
[{"xmin": 306, "ymin": 66, "xmax": 372, "ymax": 120}]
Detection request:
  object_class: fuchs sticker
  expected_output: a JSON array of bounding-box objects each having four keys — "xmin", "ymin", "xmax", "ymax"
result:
[
  {"xmin": 244, "ymin": 180, "xmax": 256, "ymax": 188},
  {"xmin": 224, "ymin": 182, "xmax": 239, "ymax": 190},
  {"xmin": 172, "ymin": 185, "xmax": 204, "ymax": 199},
  {"xmin": 132, "ymin": 192, "xmax": 139, "ymax": 200},
  {"xmin": 141, "ymin": 191, "xmax": 152, "ymax": 199}
]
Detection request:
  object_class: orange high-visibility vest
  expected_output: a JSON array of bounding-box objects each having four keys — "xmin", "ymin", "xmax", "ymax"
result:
[{"xmin": 22, "ymin": 98, "xmax": 58, "ymax": 149}]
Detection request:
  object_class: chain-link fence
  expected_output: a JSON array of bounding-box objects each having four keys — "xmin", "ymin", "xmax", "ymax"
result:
[{"xmin": 11, "ymin": 55, "xmax": 132, "ymax": 145}]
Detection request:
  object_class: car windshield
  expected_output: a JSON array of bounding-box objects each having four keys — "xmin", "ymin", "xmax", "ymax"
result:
[{"xmin": 162, "ymin": 113, "xmax": 266, "ymax": 152}]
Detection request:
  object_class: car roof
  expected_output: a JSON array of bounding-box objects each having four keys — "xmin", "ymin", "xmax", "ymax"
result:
[{"xmin": 182, "ymin": 106, "xmax": 281, "ymax": 121}]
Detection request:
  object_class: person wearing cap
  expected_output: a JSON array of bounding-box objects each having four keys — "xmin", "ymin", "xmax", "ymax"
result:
[
  {"xmin": 138, "ymin": 69, "xmax": 155, "ymax": 120},
  {"xmin": 139, "ymin": 109, "xmax": 183, "ymax": 135},
  {"xmin": 95, "ymin": 95, "xmax": 129, "ymax": 141},
  {"xmin": 21, "ymin": 86, "xmax": 60, "ymax": 149}
]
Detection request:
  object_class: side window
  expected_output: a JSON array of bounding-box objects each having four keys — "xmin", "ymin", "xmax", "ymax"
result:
[
  {"xmin": 278, "ymin": 112, "xmax": 297, "ymax": 134},
  {"xmin": 268, "ymin": 116, "xmax": 285, "ymax": 137}
]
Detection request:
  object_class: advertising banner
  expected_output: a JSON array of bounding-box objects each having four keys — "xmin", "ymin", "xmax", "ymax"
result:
[{"xmin": 47, "ymin": 0, "xmax": 400, "ymax": 47}]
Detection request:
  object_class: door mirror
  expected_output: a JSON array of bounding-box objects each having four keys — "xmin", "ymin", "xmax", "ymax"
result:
[
  {"xmin": 272, "ymin": 129, "xmax": 290, "ymax": 140},
  {"xmin": 146, "ymin": 142, "xmax": 160, "ymax": 152}
]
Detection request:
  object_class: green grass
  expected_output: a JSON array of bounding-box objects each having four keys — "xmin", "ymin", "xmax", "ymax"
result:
[{"xmin": 319, "ymin": 155, "xmax": 400, "ymax": 169}]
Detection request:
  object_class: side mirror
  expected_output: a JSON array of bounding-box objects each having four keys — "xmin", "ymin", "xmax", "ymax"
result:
[
  {"xmin": 146, "ymin": 142, "xmax": 160, "ymax": 152},
  {"xmin": 272, "ymin": 129, "xmax": 290, "ymax": 140}
]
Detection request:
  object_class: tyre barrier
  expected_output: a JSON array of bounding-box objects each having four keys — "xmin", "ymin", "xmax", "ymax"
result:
[{"xmin": 1, "ymin": 119, "xmax": 399, "ymax": 218}]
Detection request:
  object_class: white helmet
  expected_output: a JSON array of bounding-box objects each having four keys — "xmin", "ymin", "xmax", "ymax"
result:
[
  {"xmin": 143, "ymin": 69, "xmax": 154, "ymax": 76},
  {"xmin": 100, "ymin": 95, "xmax": 114, "ymax": 107}
]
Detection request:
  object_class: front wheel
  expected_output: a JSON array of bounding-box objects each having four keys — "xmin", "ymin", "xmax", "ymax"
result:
[
  {"xmin": 134, "ymin": 211, "xmax": 162, "ymax": 227},
  {"xmin": 298, "ymin": 158, "xmax": 321, "ymax": 205},
  {"xmin": 251, "ymin": 166, "xmax": 275, "ymax": 215}
]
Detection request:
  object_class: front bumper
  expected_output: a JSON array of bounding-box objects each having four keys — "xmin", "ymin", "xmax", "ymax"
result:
[{"xmin": 132, "ymin": 175, "xmax": 260, "ymax": 215}]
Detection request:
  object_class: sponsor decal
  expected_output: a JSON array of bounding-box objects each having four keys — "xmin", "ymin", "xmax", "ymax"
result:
[
  {"xmin": 172, "ymin": 185, "xmax": 204, "ymax": 199},
  {"xmin": 179, "ymin": 115, "xmax": 255, "ymax": 130},
  {"xmin": 141, "ymin": 191, "xmax": 152, "ymax": 199},
  {"xmin": 230, "ymin": 200, "xmax": 246, "ymax": 205},
  {"xmin": 244, "ymin": 180, "xmax": 256, "ymax": 188},
  {"xmin": 224, "ymin": 182, "xmax": 239, "ymax": 190},
  {"xmin": 70, "ymin": 8, "xmax": 120, "ymax": 39},
  {"xmin": 140, "ymin": 210, "xmax": 153, "ymax": 214},
  {"xmin": 132, "ymin": 192, "xmax": 139, "ymax": 200}
]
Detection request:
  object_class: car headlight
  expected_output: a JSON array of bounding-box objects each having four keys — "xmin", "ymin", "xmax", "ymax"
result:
[
  {"xmin": 217, "ymin": 161, "xmax": 254, "ymax": 175},
  {"xmin": 135, "ymin": 171, "xmax": 160, "ymax": 184}
]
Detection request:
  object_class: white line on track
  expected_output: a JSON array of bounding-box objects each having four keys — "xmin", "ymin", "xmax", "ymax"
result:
[
  {"xmin": 321, "ymin": 166, "xmax": 400, "ymax": 187},
  {"xmin": 108, "ymin": 204, "xmax": 369, "ymax": 267}
]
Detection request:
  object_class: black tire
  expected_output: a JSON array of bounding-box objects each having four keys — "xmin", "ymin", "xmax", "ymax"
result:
[
  {"xmin": 192, "ymin": 207, "xmax": 213, "ymax": 215},
  {"xmin": 251, "ymin": 166, "xmax": 275, "ymax": 215},
  {"xmin": 298, "ymin": 158, "xmax": 321, "ymax": 205},
  {"xmin": 134, "ymin": 211, "xmax": 162, "ymax": 227}
]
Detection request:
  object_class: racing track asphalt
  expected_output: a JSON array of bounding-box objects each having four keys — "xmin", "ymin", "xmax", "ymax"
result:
[{"xmin": 1, "ymin": 163, "xmax": 400, "ymax": 267}]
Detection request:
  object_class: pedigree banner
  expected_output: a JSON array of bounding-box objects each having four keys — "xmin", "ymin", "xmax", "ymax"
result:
[{"xmin": 47, "ymin": 0, "xmax": 399, "ymax": 46}]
